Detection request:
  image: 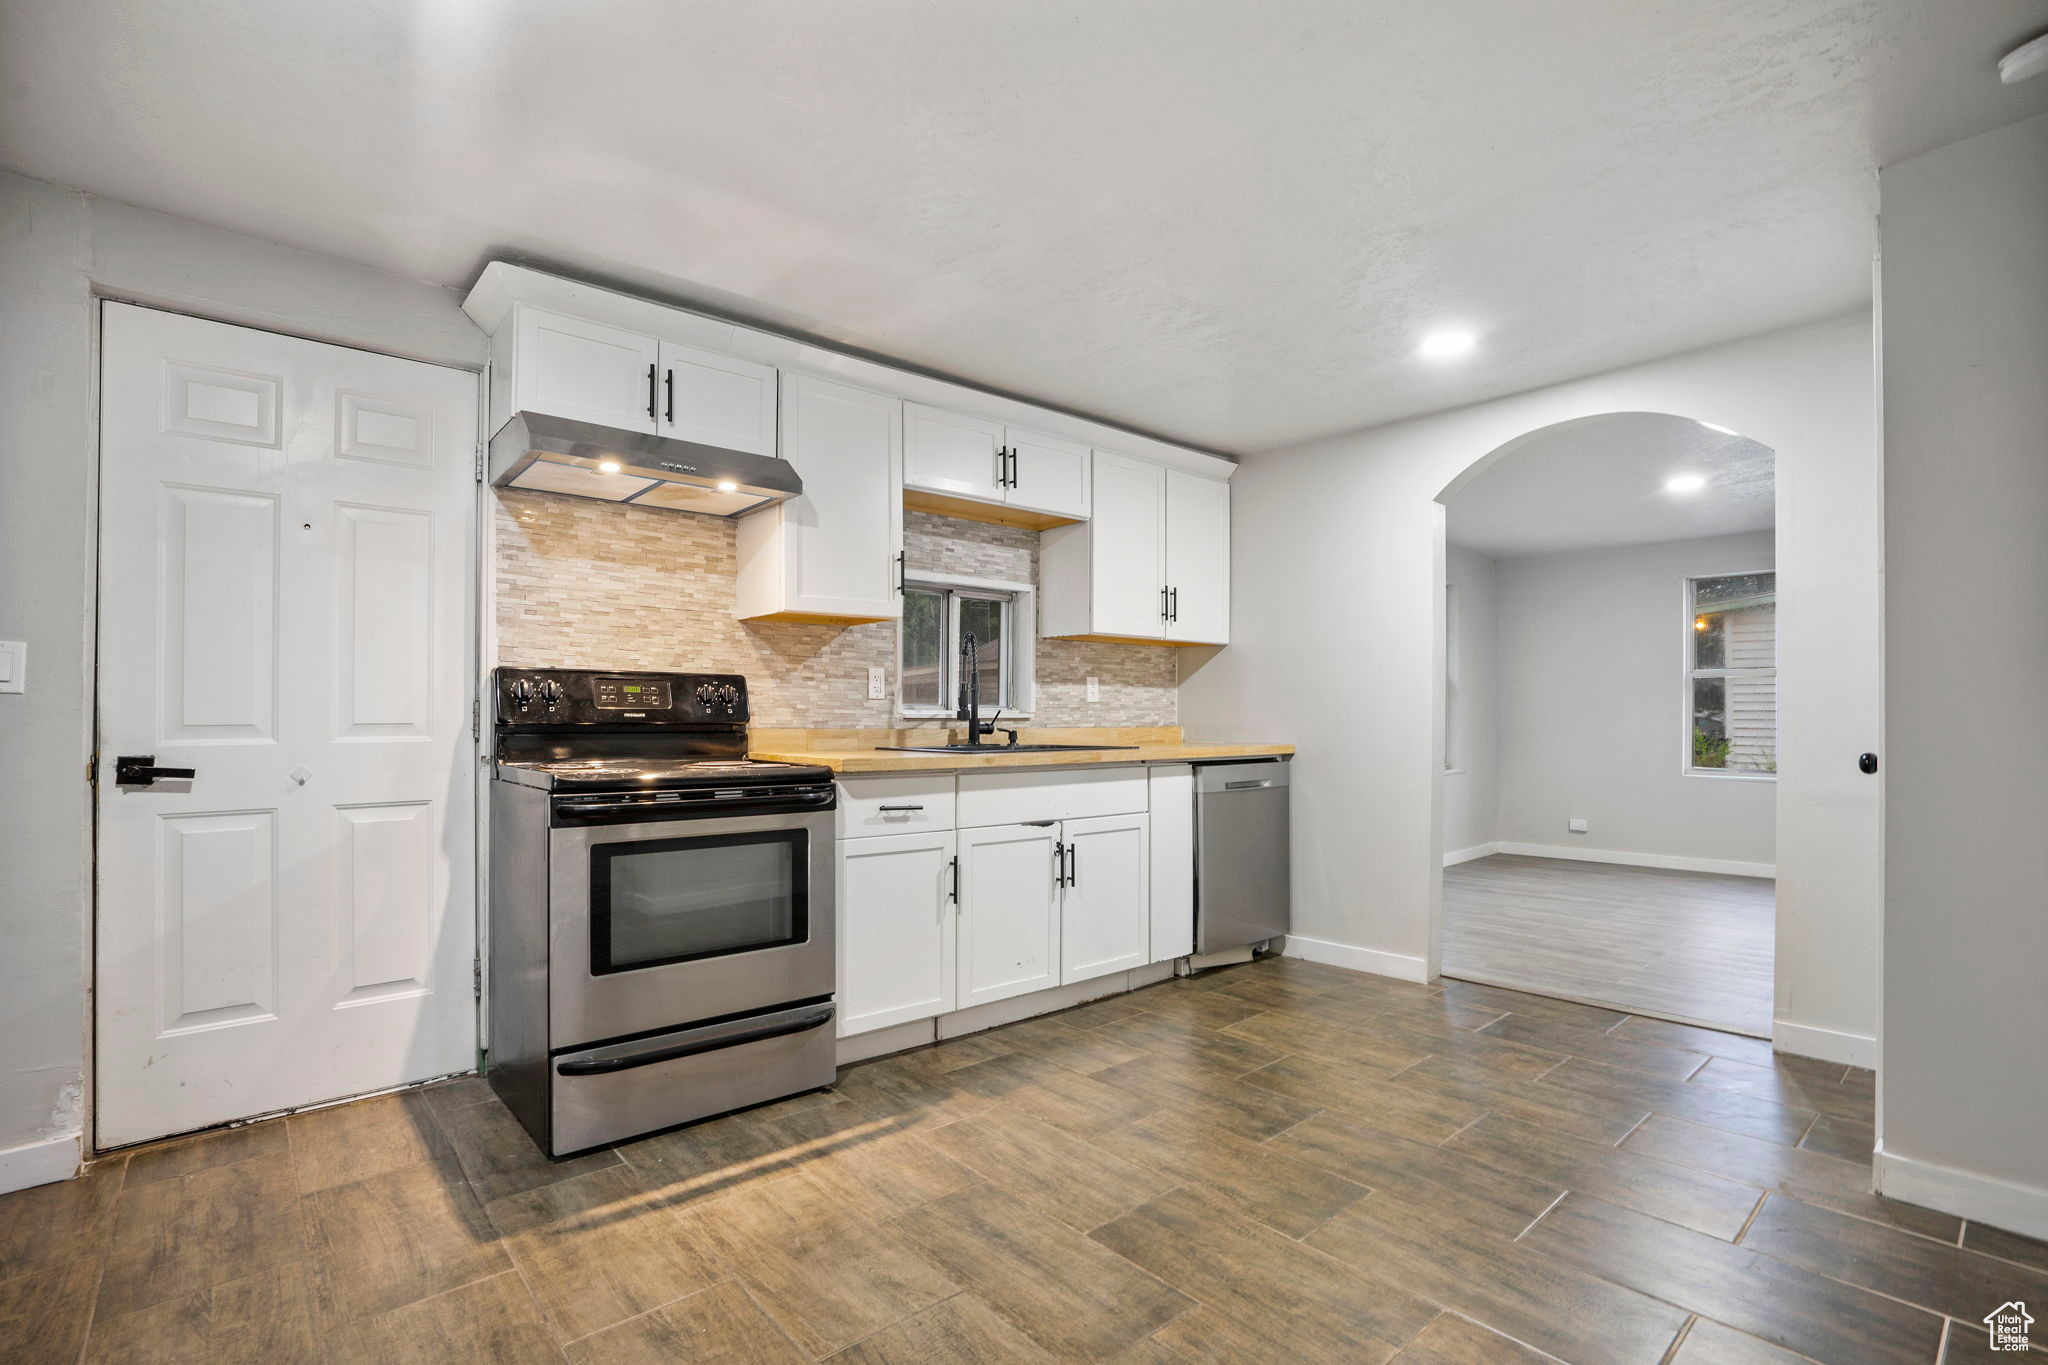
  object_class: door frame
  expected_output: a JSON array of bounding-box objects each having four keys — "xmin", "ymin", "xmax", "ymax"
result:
[{"xmin": 85, "ymin": 297, "xmax": 490, "ymax": 1155}]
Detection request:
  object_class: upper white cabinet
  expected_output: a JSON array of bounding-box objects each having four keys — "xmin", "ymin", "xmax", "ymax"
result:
[
  {"xmin": 1039, "ymin": 451, "xmax": 1231, "ymax": 645},
  {"xmin": 734, "ymin": 373, "xmax": 902, "ymax": 623},
  {"xmin": 514, "ymin": 309, "xmax": 662, "ymax": 432},
  {"xmin": 492, "ymin": 303, "xmax": 776, "ymax": 454},
  {"xmin": 657, "ymin": 339, "xmax": 777, "ymax": 456},
  {"xmin": 904, "ymin": 403, "xmax": 1091, "ymax": 525}
]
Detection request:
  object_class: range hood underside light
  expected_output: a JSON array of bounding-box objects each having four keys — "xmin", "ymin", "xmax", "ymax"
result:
[{"xmin": 489, "ymin": 411, "xmax": 800, "ymax": 518}]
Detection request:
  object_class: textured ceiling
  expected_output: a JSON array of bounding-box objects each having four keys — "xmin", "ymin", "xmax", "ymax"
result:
[
  {"xmin": 1447, "ymin": 413, "xmax": 1775, "ymax": 558},
  {"xmin": 3, "ymin": 1, "xmax": 2044, "ymax": 452}
]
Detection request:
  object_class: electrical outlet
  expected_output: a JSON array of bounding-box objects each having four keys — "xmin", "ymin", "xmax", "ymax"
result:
[
  {"xmin": 867, "ymin": 666, "xmax": 887, "ymax": 700},
  {"xmin": 1569, "ymin": 818, "xmax": 1589, "ymax": 834},
  {"xmin": 1086, "ymin": 676, "xmax": 1100, "ymax": 702}
]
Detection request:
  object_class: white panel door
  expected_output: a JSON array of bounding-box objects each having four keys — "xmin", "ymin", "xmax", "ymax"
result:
[
  {"xmin": 904, "ymin": 403, "xmax": 1006, "ymax": 502},
  {"xmin": 657, "ymin": 339, "xmax": 777, "ymax": 456},
  {"xmin": 1003, "ymin": 425, "xmax": 1090, "ymax": 520},
  {"xmin": 514, "ymin": 306, "xmax": 659, "ymax": 432},
  {"xmin": 1165, "ymin": 470, "xmax": 1231, "ymax": 644},
  {"xmin": 96, "ymin": 303, "xmax": 478, "ymax": 1148},
  {"xmin": 837, "ymin": 830, "xmax": 956, "ymax": 1036},
  {"xmin": 1059, "ymin": 814, "xmax": 1150, "ymax": 984},
  {"xmin": 1090, "ymin": 451, "xmax": 1168, "ymax": 638},
  {"xmin": 783, "ymin": 374, "xmax": 902, "ymax": 619},
  {"xmin": 956, "ymin": 823, "xmax": 1060, "ymax": 1008}
]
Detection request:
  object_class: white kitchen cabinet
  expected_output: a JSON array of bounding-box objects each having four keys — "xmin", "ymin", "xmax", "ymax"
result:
[
  {"xmin": 956, "ymin": 822, "xmax": 1062, "ymax": 1009},
  {"xmin": 734, "ymin": 374, "xmax": 901, "ymax": 623},
  {"xmin": 656, "ymin": 339, "xmax": 777, "ymax": 456},
  {"xmin": 1165, "ymin": 470, "xmax": 1231, "ymax": 643},
  {"xmin": 1060, "ymin": 814, "xmax": 1150, "ymax": 984},
  {"xmin": 905, "ymin": 403, "xmax": 1006, "ymax": 503},
  {"xmin": 837, "ymin": 829, "xmax": 957, "ymax": 1036},
  {"xmin": 1147, "ymin": 766, "xmax": 1194, "ymax": 963},
  {"xmin": 1039, "ymin": 452, "xmax": 1230, "ymax": 645},
  {"xmin": 904, "ymin": 404, "xmax": 1092, "ymax": 524},
  {"xmin": 512, "ymin": 307, "xmax": 661, "ymax": 433}
]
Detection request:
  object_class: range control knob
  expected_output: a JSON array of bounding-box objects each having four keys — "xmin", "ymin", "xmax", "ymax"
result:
[
  {"xmin": 717, "ymin": 683, "xmax": 741, "ymax": 714},
  {"xmin": 509, "ymin": 677, "xmax": 534, "ymax": 710},
  {"xmin": 693, "ymin": 682, "xmax": 720, "ymax": 708},
  {"xmin": 538, "ymin": 678, "xmax": 565, "ymax": 708}
]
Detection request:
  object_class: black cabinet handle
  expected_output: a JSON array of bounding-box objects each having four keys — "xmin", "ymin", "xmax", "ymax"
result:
[
  {"xmin": 115, "ymin": 755, "xmax": 196, "ymax": 785},
  {"xmin": 878, "ymin": 804, "xmax": 925, "ymax": 812},
  {"xmin": 1858, "ymin": 753, "xmax": 1878, "ymax": 775},
  {"xmin": 1054, "ymin": 839, "xmax": 1067, "ymax": 888},
  {"xmin": 647, "ymin": 363, "xmax": 658, "ymax": 422},
  {"xmin": 664, "ymin": 369, "xmax": 675, "ymax": 424},
  {"xmin": 1161, "ymin": 586, "xmax": 1170, "ymax": 621},
  {"xmin": 1170, "ymin": 587, "xmax": 1179, "ymax": 622},
  {"xmin": 556, "ymin": 1006, "xmax": 833, "ymax": 1076},
  {"xmin": 1067, "ymin": 841, "xmax": 1077, "ymax": 887},
  {"xmin": 949, "ymin": 855, "xmax": 960, "ymax": 904},
  {"xmin": 895, "ymin": 551, "xmax": 906, "ymax": 593},
  {"xmin": 1006, "ymin": 448, "xmax": 1018, "ymax": 487}
]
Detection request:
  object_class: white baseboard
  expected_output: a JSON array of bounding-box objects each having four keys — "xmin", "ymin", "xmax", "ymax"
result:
[
  {"xmin": 1279, "ymin": 935, "xmax": 1430, "ymax": 984},
  {"xmin": 1772, "ymin": 1019, "xmax": 1878, "ymax": 1069},
  {"xmin": 0, "ymin": 1133, "xmax": 81, "ymax": 1195},
  {"xmin": 1876, "ymin": 1144, "xmax": 2048, "ymax": 1242},
  {"xmin": 1443, "ymin": 842, "xmax": 1500, "ymax": 868},
  {"xmin": 834, "ymin": 960, "xmax": 1181, "ymax": 1066},
  {"xmin": 1493, "ymin": 841, "xmax": 1775, "ymax": 880},
  {"xmin": 835, "ymin": 1020, "xmax": 935, "ymax": 1066}
]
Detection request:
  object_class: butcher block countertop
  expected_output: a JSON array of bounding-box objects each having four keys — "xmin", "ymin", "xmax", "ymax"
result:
[{"xmin": 748, "ymin": 726, "xmax": 1294, "ymax": 774}]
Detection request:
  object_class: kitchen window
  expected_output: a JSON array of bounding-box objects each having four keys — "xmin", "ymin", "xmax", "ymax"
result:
[
  {"xmin": 1686, "ymin": 571, "xmax": 1776, "ymax": 777},
  {"xmin": 899, "ymin": 573, "xmax": 1035, "ymax": 717}
]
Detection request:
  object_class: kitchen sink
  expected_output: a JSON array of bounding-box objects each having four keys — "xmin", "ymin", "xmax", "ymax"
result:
[{"xmin": 875, "ymin": 743, "xmax": 1141, "ymax": 754}]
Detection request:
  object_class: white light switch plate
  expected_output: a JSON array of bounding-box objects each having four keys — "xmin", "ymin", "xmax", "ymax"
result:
[
  {"xmin": 867, "ymin": 666, "xmax": 886, "ymax": 700},
  {"xmin": 1086, "ymin": 676, "xmax": 1100, "ymax": 702},
  {"xmin": 0, "ymin": 640, "xmax": 24, "ymax": 694}
]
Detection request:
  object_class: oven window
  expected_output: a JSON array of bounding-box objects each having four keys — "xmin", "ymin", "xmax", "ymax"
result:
[{"xmin": 590, "ymin": 830, "xmax": 808, "ymax": 974}]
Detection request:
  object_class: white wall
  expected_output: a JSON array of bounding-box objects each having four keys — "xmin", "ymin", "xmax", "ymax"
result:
[
  {"xmin": 0, "ymin": 170, "xmax": 482, "ymax": 1190},
  {"xmin": 1490, "ymin": 532, "xmax": 1775, "ymax": 872},
  {"xmin": 1442, "ymin": 547, "xmax": 1499, "ymax": 860},
  {"xmin": 1875, "ymin": 112, "xmax": 2048, "ymax": 1236},
  {"xmin": 1181, "ymin": 313, "xmax": 1878, "ymax": 1062}
]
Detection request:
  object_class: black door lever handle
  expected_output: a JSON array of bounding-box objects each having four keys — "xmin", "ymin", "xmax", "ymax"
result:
[
  {"xmin": 1857, "ymin": 753, "xmax": 1878, "ymax": 775},
  {"xmin": 115, "ymin": 755, "xmax": 196, "ymax": 785}
]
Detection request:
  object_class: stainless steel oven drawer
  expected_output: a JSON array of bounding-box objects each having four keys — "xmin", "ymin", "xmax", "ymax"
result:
[{"xmin": 547, "ymin": 1002, "xmax": 836, "ymax": 1155}]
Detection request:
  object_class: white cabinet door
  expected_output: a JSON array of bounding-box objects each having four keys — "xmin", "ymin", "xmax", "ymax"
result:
[
  {"xmin": 1004, "ymin": 425, "xmax": 1090, "ymax": 520},
  {"xmin": 95, "ymin": 304, "xmax": 478, "ymax": 1147},
  {"xmin": 514, "ymin": 306, "xmax": 659, "ymax": 432},
  {"xmin": 956, "ymin": 823, "xmax": 1061, "ymax": 1008},
  {"xmin": 905, "ymin": 403, "xmax": 1006, "ymax": 502},
  {"xmin": 838, "ymin": 830, "xmax": 956, "ymax": 1036},
  {"xmin": 1165, "ymin": 470, "xmax": 1231, "ymax": 644},
  {"xmin": 739, "ymin": 373, "xmax": 900, "ymax": 622},
  {"xmin": 657, "ymin": 338, "xmax": 777, "ymax": 456},
  {"xmin": 1147, "ymin": 766, "xmax": 1194, "ymax": 963},
  {"xmin": 1089, "ymin": 450, "xmax": 1168, "ymax": 638},
  {"xmin": 1060, "ymin": 814, "xmax": 1150, "ymax": 984}
]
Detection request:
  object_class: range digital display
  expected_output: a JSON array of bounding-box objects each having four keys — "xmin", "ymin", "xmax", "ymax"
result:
[{"xmin": 592, "ymin": 678, "xmax": 671, "ymax": 710}]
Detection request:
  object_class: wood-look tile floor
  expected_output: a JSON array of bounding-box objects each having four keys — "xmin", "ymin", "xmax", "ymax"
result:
[
  {"xmin": 7, "ymin": 958, "xmax": 2041, "ymax": 1365},
  {"xmin": 1443, "ymin": 854, "xmax": 1777, "ymax": 1036}
]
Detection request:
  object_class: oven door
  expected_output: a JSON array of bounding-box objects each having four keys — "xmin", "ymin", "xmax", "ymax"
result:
[{"xmin": 548, "ymin": 805, "xmax": 835, "ymax": 1047}]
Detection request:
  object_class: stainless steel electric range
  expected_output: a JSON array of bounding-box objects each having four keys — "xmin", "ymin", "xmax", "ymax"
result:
[{"xmin": 488, "ymin": 667, "xmax": 838, "ymax": 1156}]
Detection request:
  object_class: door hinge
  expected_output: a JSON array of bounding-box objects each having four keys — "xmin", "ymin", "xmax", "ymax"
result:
[
  {"xmin": 474, "ymin": 440, "xmax": 486, "ymax": 482},
  {"xmin": 472, "ymin": 957, "xmax": 483, "ymax": 1000},
  {"xmin": 472, "ymin": 699, "xmax": 481, "ymax": 742}
]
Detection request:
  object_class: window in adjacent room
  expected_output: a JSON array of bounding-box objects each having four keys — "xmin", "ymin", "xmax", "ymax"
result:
[
  {"xmin": 1687, "ymin": 571, "xmax": 1776, "ymax": 776},
  {"xmin": 899, "ymin": 573, "xmax": 1034, "ymax": 717}
]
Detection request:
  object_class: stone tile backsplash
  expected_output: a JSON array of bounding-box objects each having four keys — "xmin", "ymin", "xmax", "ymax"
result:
[{"xmin": 495, "ymin": 492, "xmax": 1178, "ymax": 729}]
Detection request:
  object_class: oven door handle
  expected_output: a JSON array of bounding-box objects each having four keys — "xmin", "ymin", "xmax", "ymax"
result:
[
  {"xmin": 554, "ymin": 788, "xmax": 835, "ymax": 822},
  {"xmin": 555, "ymin": 1006, "xmax": 836, "ymax": 1076}
]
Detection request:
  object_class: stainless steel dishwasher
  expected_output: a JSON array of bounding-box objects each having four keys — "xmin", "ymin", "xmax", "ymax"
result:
[{"xmin": 1193, "ymin": 759, "xmax": 1291, "ymax": 953}]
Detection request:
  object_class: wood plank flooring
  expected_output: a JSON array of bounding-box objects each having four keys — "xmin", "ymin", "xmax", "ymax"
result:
[
  {"xmin": 6, "ymin": 957, "xmax": 2040, "ymax": 1364},
  {"xmin": 1443, "ymin": 853, "xmax": 1777, "ymax": 1035}
]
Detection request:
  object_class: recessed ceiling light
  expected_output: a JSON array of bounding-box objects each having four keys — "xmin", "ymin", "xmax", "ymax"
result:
[
  {"xmin": 1417, "ymin": 329, "xmax": 1477, "ymax": 361},
  {"xmin": 1665, "ymin": 474, "xmax": 1707, "ymax": 493},
  {"xmin": 597, "ymin": 459, "xmax": 622, "ymax": 474},
  {"xmin": 716, "ymin": 480, "xmax": 739, "ymax": 493},
  {"xmin": 1698, "ymin": 421, "xmax": 1738, "ymax": 436}
]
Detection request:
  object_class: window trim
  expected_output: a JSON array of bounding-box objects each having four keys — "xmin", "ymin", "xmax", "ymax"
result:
[
  {"xmin": 1682, "ymin": 567, "xmax": 1777, "ymax": 782},
  {"xmin": 898, "ymin": 570, "xmax": 1036, "ymax": 719}
]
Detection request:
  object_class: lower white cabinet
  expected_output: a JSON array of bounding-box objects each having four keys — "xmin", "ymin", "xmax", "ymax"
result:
[
  {"xmin": 1060, "ymin": 813, "xmax": 1150, "ymax": 983},
  {"xmin": 836, "ymin": 829, "xmax": 957, "ymax": 1037},
  {"xmin": 956, "ymin": 823, "xmax": 1063, "ymax": 1009}
]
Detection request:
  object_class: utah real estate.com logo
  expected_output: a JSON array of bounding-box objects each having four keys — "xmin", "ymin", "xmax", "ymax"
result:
[{"xmin": 1985, "ymin": 1301, "xmax": 2033, "ymax": 1352}]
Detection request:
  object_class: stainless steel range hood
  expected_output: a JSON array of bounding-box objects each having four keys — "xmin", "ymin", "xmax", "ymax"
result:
[{"xmin": 489, "ymin": 411, "xmax": 801, "ymax": 518}]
